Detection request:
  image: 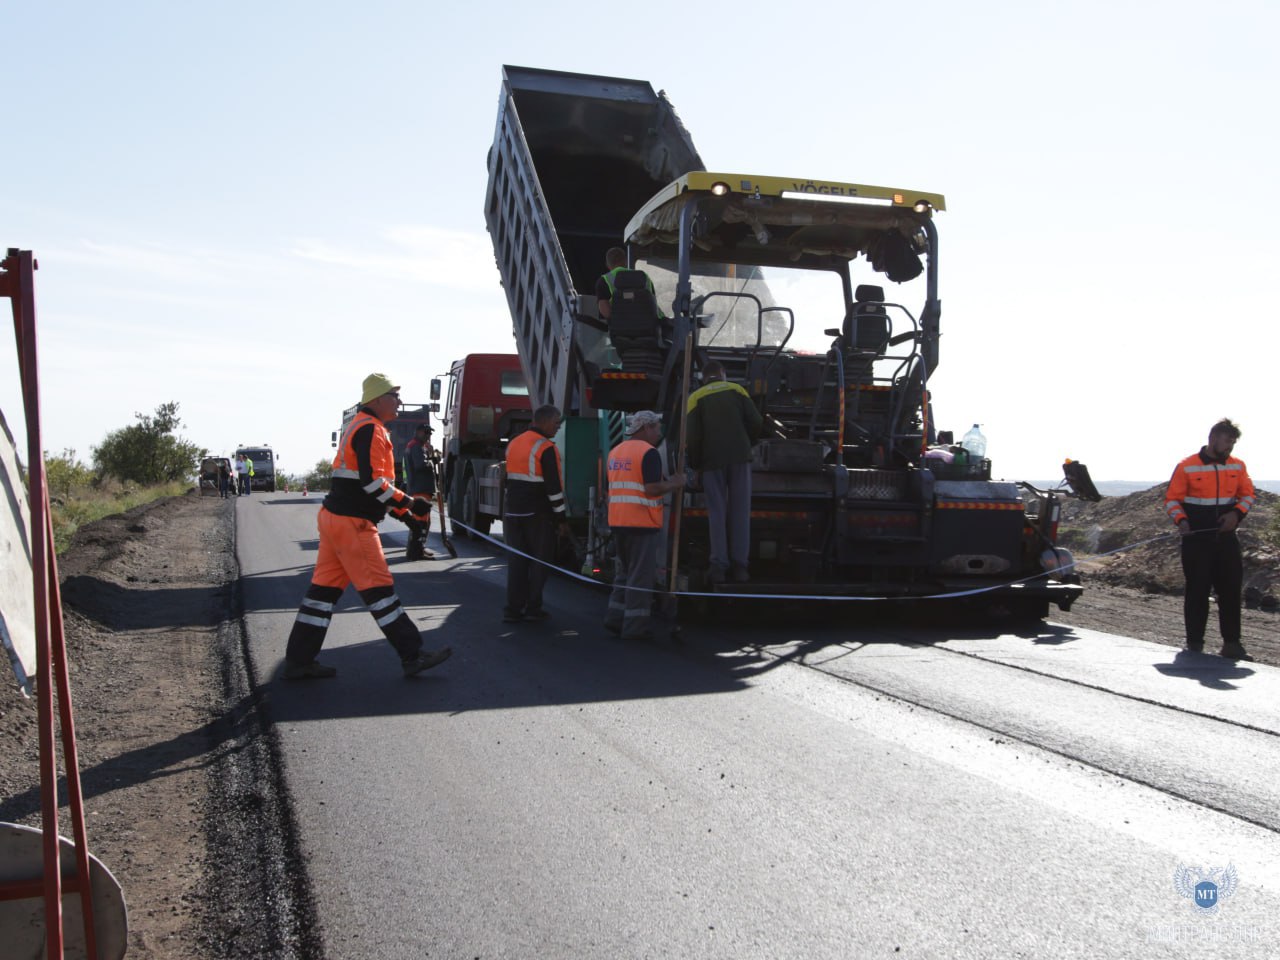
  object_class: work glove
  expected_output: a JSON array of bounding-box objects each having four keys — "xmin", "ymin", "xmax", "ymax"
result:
[{"xmin": 409, "ymin": 496, "xmax": 432, "ymax": 518}]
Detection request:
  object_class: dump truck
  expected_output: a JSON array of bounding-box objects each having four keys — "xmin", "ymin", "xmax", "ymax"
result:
[
  {"xmin": 484, "ymin": 65, "xmax": 1088, "ymax": 616},
  {"xmin": 435, "ymin": 353, "xmax": 532, "ymax": 538}
]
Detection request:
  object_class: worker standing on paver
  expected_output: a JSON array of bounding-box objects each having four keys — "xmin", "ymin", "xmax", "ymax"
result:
[
  {"xmin": 685, "ymin": 359, "xmax": 762, "ymax": 583},
  {"xmin": 280, "ymin": 372, "xmax": 452, "ymax": 679},
  {"xmin": 1165, "ymin": 417, "xmax": 1257, "ymax": 660}
]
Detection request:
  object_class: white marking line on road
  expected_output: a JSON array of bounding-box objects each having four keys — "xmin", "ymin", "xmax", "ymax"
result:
[{"xmin": 752, "ymin": 651, "xmax": 1280, "ymax": 894}]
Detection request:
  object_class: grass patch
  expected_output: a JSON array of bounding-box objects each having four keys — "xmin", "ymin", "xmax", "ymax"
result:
[{"xmin": 49, "ymin": 480, "xmax": 190, "ymax": 554}]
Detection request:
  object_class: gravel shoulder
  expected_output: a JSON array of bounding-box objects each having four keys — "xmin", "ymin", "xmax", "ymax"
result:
[{"xmin": 0, "ymin": 492, "xmax": 317, "ymax": 959}]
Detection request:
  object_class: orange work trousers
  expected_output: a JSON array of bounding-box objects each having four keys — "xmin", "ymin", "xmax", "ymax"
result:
[{"xmin": 311, "ymin": 507, "xmax": 394, "ymax": 591}]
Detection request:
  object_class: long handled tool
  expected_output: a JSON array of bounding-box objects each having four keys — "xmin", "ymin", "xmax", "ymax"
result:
[
  {"xmin": 433, "ymin": 459, "xmax": 458, "ymax": 558},
  {"xmin": 666, "ymin": 333, "xmax": 695, "ymax": 632}
]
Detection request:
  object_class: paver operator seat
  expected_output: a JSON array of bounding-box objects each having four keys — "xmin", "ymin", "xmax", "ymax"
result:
[
  {"xmin": 845, "ymin": 284, "xmax": 890, "ymax": 355},
  {"xmin": 607, "ymin": 269, "xmax": 665, "ymax": 376}
]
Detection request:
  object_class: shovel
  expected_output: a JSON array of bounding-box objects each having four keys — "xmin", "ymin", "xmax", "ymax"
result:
[{"xmin": 433, "ymin": 463, "xmax": 458, "ymax": 558}]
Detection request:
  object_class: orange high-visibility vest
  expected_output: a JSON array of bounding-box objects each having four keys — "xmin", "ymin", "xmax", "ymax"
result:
[
  {"xmin": 332, "ymin": 410, "xmax": 409, "ymax": 513},
  {"xmin": 607, "ymin": 439, "xmax": 662, "ymax": 529},
  {"xmin": 1165, "ymin": 452, "xmax": 1255, "ymax": 530},
  {"xmin": 505, "ymin": 429, "xmax": 560, "ymax": 484}
]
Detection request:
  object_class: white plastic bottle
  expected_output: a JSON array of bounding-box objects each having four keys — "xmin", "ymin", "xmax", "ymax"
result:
[{"xmin": 961, "ymin": 423, "xmax": 987, "ymax": 460}]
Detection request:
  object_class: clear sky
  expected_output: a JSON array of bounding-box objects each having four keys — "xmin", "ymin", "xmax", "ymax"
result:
[{"xmin": 3, "ymin": 1, "xmax": 1277, "ymax": 484}]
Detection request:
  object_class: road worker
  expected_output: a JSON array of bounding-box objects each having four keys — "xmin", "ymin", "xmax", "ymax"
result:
[
  {"xmin": 1164, "ymin": 418, "xmax": 1257, "ymax": 660},
  {"xmin": 595, "ymin": 246, "xmax": 663, "ymax": 321},
  {"xmin": 281, "ymin": 373, "xmax": 452, "ymax": 679},
  {"xmin": 403, "ymin": 422, "xmax": 436, "ymax": 561},
  {"xmin": 604, "ymin": 410, "xmax": 686, "ymax": 640},
  {"xmin": 685, "ymin": 359, "xmax": 762, "ymax": 584},
  {"xmin": 503, "ymin": 405, "xmax": 571, "ymax": 623}
]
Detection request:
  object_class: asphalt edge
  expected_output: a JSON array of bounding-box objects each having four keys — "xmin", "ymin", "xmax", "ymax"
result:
[{"xmin": 201, "ymin": 497, "xmax": 325, "ymax": 959}]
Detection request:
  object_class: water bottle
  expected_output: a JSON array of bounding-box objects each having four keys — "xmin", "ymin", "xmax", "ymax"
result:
[{"xmin": 961, "ymin": 423, "xmax": 987, "ymax": 461}]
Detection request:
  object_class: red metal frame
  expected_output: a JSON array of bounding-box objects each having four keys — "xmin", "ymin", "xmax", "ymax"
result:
[{"xmin": 1, "ymin": 249, "xmax": 99, "ymax": 959}]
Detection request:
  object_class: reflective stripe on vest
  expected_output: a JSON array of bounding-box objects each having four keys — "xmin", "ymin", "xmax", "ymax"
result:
[
  {"xmin": 332, "ymin": 411, "xmax": 398, "ymax": 501},
  {"xmin": 1166, "ymin": 452, "xmax": 1255, "ymax": 526},
  {"xmin": 607, "ymin": 439, "xmax": 662, "ymax": 529},
  {"xmin": 506, "ymin": 430, "xmax": 553, "ymax": 483}
]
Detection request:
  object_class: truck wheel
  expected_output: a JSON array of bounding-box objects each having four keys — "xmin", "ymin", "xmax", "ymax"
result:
[{"xmin": 462, "ymin": 472, "xmax": 492, "ymax": 539}]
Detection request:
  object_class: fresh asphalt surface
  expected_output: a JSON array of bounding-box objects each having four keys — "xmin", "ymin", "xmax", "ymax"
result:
[{"xmin": 236, "ymin": 493, "xmax": 1280, "ymax": 958}]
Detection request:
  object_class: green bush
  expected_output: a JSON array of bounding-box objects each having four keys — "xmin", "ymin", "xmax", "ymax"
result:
[
  {"xmin": 42, "ymin": 449, "xmax": 96, "ymax": 503},
  {"xmin": 302, "ymin": 458, "xmax": 333, "ymax": 492},
  {"xmin": 55, "ymin": 480, "xmax": 189, "ymax": 553},
  {"xmin": 92, "ymin": 401, "xmax": 205, "ymax": 485}
]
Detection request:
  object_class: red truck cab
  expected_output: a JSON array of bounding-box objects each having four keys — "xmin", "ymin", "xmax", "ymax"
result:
[{"xmin": 440, "ymin": 354, "xmax": 532, "ymax": 536}]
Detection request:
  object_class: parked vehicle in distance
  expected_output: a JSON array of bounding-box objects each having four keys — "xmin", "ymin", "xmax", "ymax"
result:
[
  {"xmin": 234, "ymin": 445, "xmax": 278, "ymax": 493},
  {"xmin": 198, "ymin": 456, "xmax": 232, "ymax": 497}
]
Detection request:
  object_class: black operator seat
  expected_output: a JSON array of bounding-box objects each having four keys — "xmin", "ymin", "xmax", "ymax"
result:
[
  {"xmin": 608, "ymin": 269, "xmax": 665, "ymax": 375},
  {"xmin": 846, "ymin": 284, "xmax": 890, "ymax": 354}
]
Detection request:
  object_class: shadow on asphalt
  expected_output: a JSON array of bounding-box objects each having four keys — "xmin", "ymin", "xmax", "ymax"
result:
[
  {"xmin": 252, "ymin": 549, "xmax": 750, "ymax": 724},
  {"xmin": 248, "ymin": 535, "xmax": 1106, "ymax": 723},
  {"xmin": 1155, "ymin": 648, "xmax": 1257, "ymax": 690}
]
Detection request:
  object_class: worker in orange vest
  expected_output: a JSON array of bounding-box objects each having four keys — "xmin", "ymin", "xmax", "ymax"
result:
[
  {"xmin": 503, "ymin": 405, "xmax": 571, "ymax": 623},
  {"xmin": 281, "ymin": 373, "xmax": 452, "ymax": 679},
  {"xmin": 604, "ymin": 410, "xmax": 685, "ymax": 641},
  {"xmin": 403, "ymin": 422, "xmax": 436, "ymax": 561},
  {"xmin": 1164, "ymin": 417, "xmax": 1257, "ymax": 660}
]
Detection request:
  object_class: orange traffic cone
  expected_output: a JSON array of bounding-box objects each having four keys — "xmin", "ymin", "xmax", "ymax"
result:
[{"xmin": 302, "ymin": 481, "xmax": 308, "ymax": 497}]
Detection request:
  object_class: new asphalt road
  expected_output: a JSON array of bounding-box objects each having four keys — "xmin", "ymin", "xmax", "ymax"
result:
[{"xmin": 236, "ymin": 493, "xmax": 1280, "ymax": 958}]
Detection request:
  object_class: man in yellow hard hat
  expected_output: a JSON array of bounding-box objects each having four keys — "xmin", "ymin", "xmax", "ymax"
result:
[{"xmin": 281, "ymin": 373, "xmax": 452, "ymax": 679}]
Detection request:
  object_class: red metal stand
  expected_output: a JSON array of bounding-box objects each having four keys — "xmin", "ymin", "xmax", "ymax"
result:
[{"xmin": 1, "ymin": 249, "xmax": 99, "ymax": 959}]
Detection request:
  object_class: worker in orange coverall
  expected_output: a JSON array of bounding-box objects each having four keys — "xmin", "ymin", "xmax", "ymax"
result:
[{"xmin": 282, "ymin": 373, "xmax": 452, "ymax": 679}]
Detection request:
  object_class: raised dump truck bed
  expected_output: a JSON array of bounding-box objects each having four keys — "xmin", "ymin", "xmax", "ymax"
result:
[{"xmin": 485, "ymin": 65, "xmax": 703, "ymax": 414}]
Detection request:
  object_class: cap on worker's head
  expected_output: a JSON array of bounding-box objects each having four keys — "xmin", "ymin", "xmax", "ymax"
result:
[
  {"xmin": 415, "ymin": 422, "xmax": 431, "ymax": 434},
  {"xmin": 361, "ymin": 372, "xmax": 400, "ymax": 404},
  {"xmin": 626, "ymin": 410, "xmax": 662, "ymax": 435}
]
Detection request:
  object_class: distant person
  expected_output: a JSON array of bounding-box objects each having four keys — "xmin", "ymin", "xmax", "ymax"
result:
[
  {"xmin": 235, "ymin": 454, "xmax": 250, "ymax": 496},
  {"xmin": 1165, "ymin": 418, "xmax": 1257, "ymax": 660},
  {"xmin": 503, "ymin": 405, "xmax": 571, "ymax": 623},
  {"xmin": 685, "ymin": 359, "xmax": 762, "ymax": 583},
  {"xmin": 595, "ymin": 246, "xmax": 663, "ymax": 321},
  {"xmin": 217, "ymin": 459, "xmax": 231, "ymax": 499},
  {"xmin": 604, "ymin": 410, "xmax": 685, "ymax": 640},
  {"xmin": 402, "ymin": 423, "xmax": 436, "ymax": 561},
  {"xmin": 280, "ymin": 372, "xmax": 452, "ymax": 680}
]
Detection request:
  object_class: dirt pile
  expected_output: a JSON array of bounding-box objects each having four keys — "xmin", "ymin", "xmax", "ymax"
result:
[
  {"xmin": 0, "ymin": 492, "xmax": 314, "ymax": 959},
  {"xmin": 1056, "ymin": 482, "xmax": 1280, "ymax": 599}
]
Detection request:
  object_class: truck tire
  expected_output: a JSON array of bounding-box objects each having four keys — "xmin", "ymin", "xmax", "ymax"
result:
[{"xmin": 462, "ymin": 472, "xmax": 492, "ymax": 539}]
